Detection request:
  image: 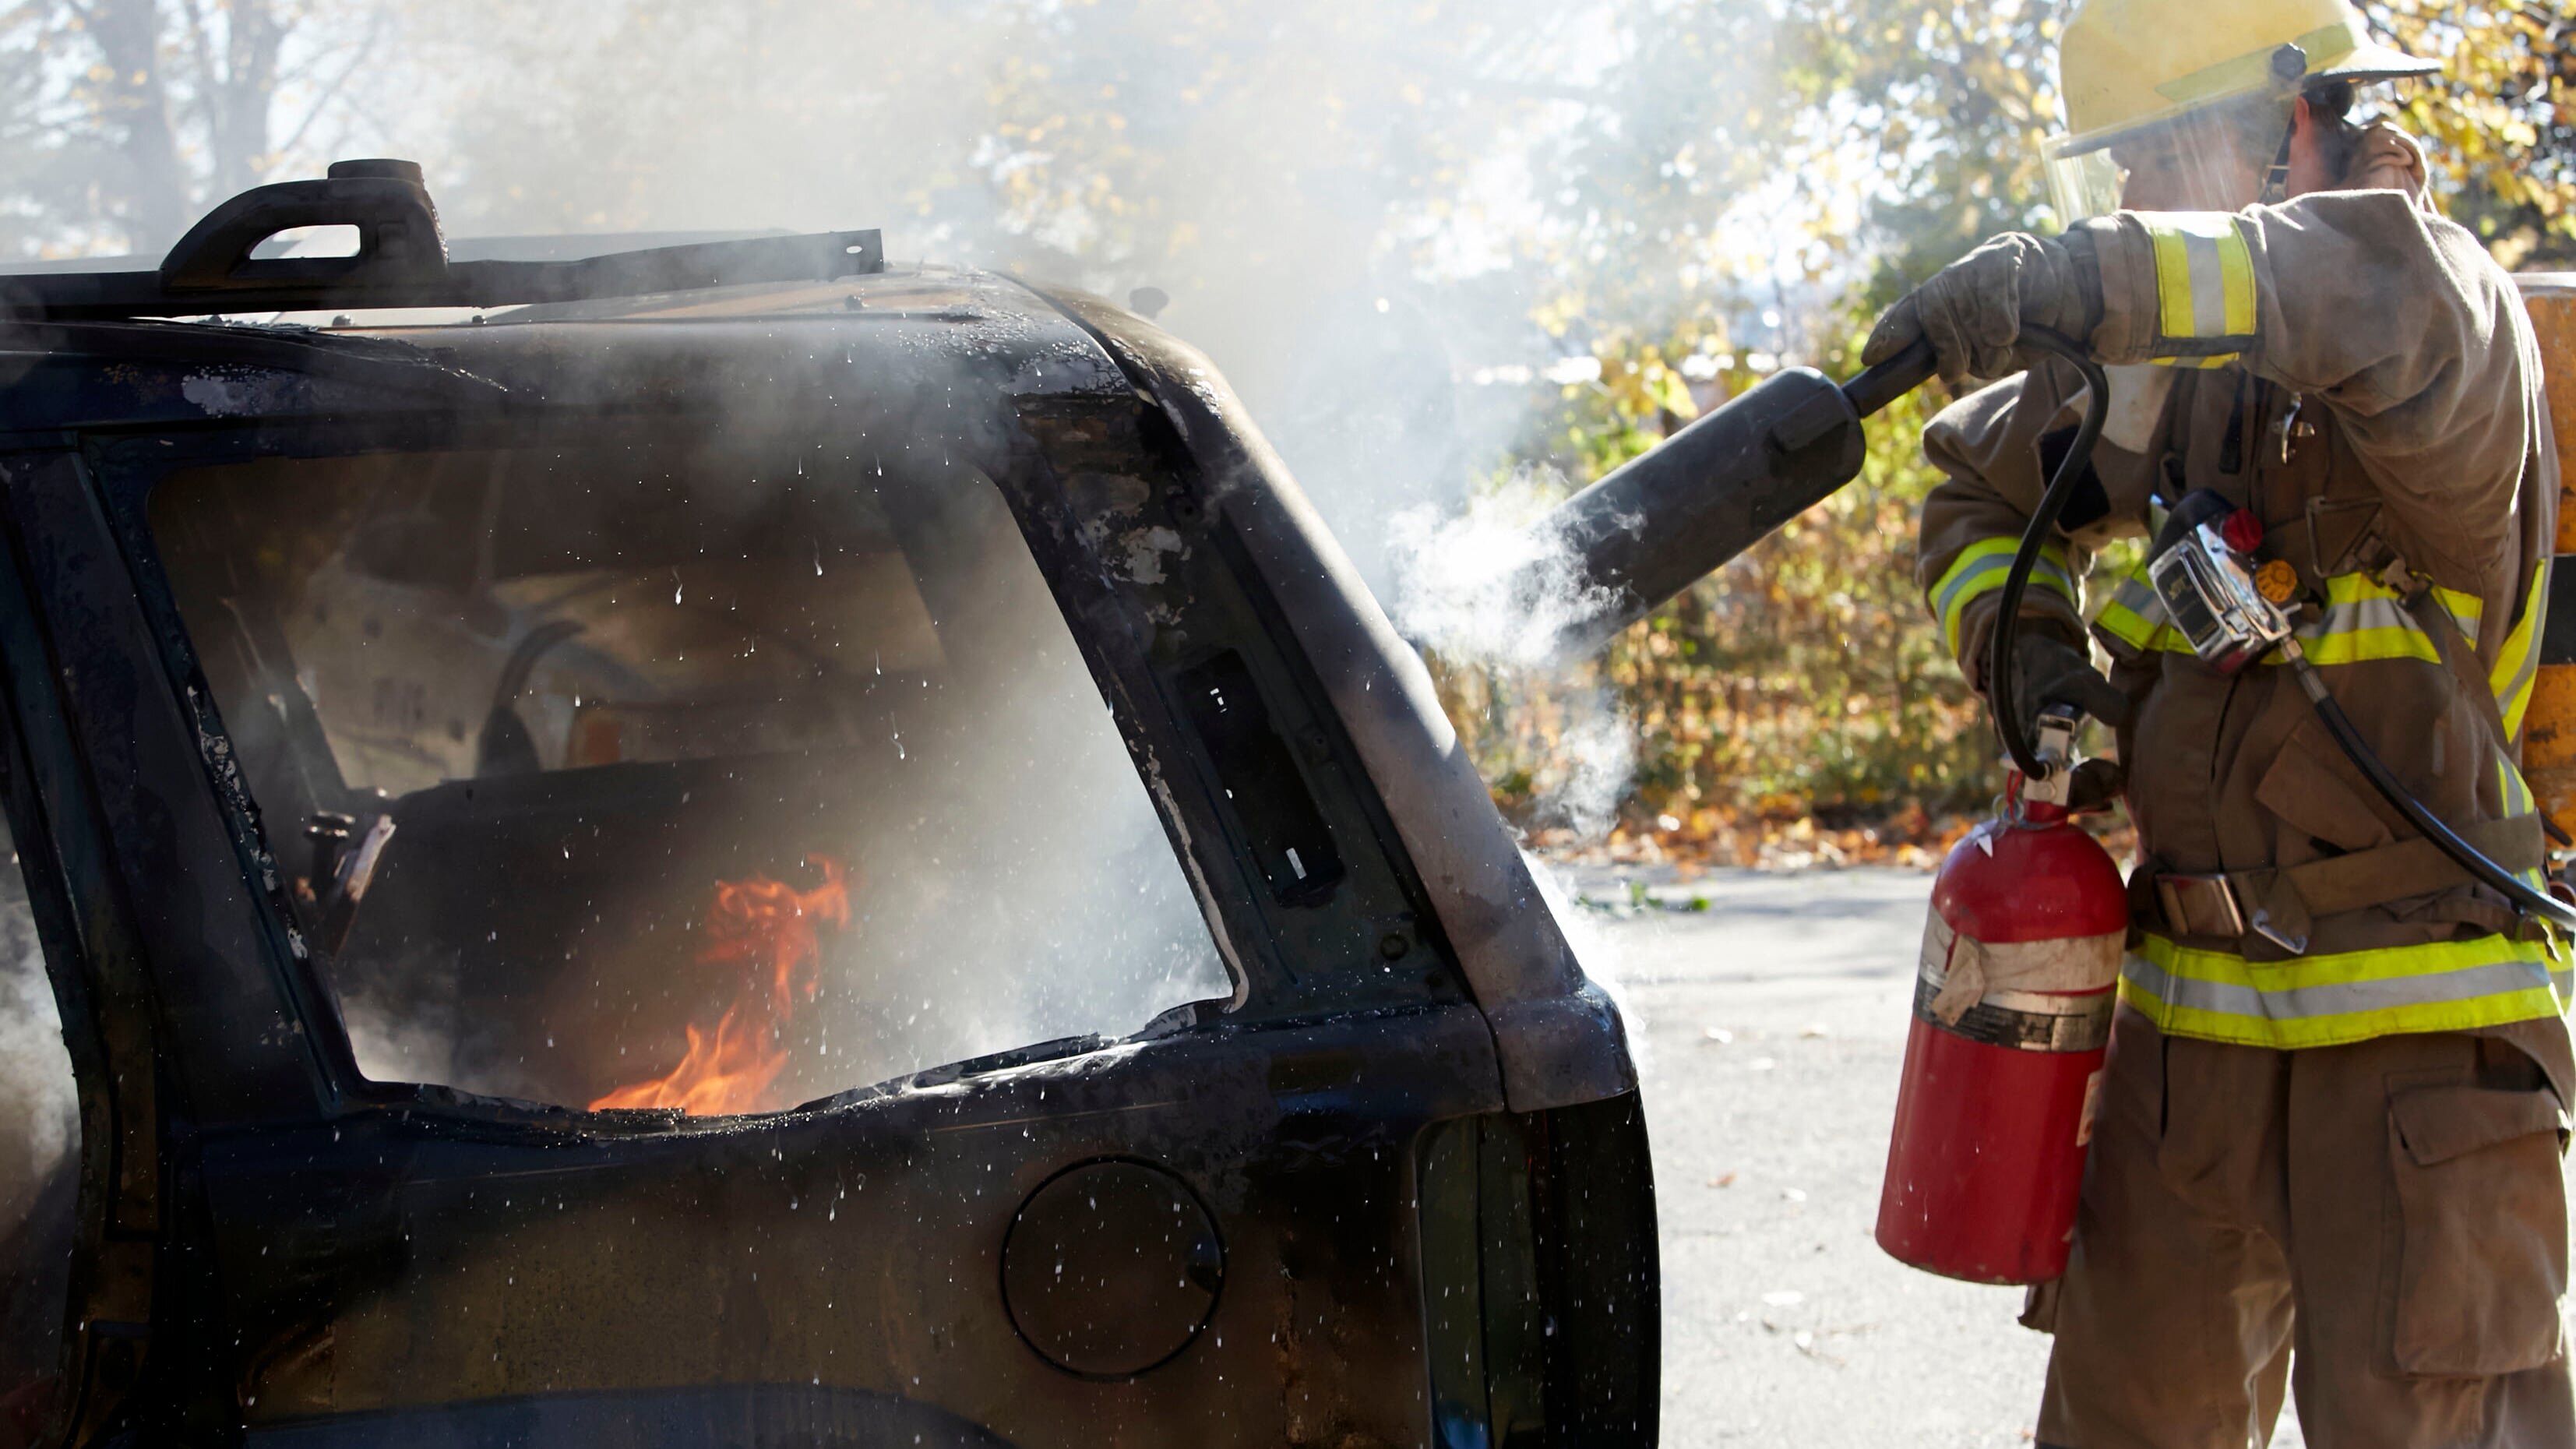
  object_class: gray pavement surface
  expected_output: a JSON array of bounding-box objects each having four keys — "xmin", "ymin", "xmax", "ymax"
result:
[{"xmin": 1545, "ymin": 864, "xmax": 2313, "ymax": 1448}]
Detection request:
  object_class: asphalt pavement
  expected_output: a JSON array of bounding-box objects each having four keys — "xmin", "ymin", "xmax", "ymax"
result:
[{"xmin": 1545, "ymin": 864, "xmax": 2313, "ymax": 1448}]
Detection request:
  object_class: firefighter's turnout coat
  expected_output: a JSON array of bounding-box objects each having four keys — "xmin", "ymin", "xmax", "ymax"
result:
[{"xmin": 1917, "ymin": 187, "xmax": 2568, "ymax": 1064}]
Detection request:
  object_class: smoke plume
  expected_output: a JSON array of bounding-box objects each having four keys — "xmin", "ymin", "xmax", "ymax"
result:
[{"xmin": 1389, "ymin": 472, "xmax": 1639, "ymax": 841}]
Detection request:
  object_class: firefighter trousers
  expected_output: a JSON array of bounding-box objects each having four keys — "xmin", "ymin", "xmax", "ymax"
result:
[{"xmin": 2034, "ymin": 1006, "xmax": 2575, "ymax": 1448}]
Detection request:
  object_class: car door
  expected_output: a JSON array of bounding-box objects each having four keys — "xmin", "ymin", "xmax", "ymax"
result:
[{"xmin": 0, "ymin": 292, "xmax": 1653, "ymax": 1449}]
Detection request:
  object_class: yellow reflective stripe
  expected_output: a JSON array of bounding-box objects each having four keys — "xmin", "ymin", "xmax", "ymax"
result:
[
  {"xmin": 2496, "ymin": 750, "xmax": 2548, "ymax": 892},
  {"xmin": 1929, "ymin": 537, "xmax": 2077, "ymax": 658},
  {"xmin": 2296, "ymin": 624, "xmax": 2436, "ymax": 666},
  {"xmin": 2094, "ymin": 598, "xmax": 2165, "ymax": 650},
  {"xmin": 2099, "ymin": 567, "xmax": 2493, "ymax": 668},
  {"xmin": 2120, "ymin": 932, "xmax": 2571, "ymax": 1049},
  {"xmin": 2144, "ymin": 213, "xmax": 2257, "ymax": 361},
  {"xmin": 2313, "ymin": 574, "xmax": 2477, "ymax": 619},
  {"xmin": 2499, "ymin": 749, "xmax": 2538, "ymax": 816},
  {"xmin": 2491, "ymin": 566, "xmax": 2546, "ymax": 741},
  {"xmin": 2091, "ymin": 562, "xmax": 2195, "ymax": 654},
  {"xmin": 2281, "ymin": 572, "xmax": 2434, "ymax": 665},
  {"xmin": 2320, "ymin": 574, "xmax": 2391, "ymax": 605},
  {"xmin": 2151, "ymin": 227, "xmax": 2195, "ymax": 341},
  {"xmin": 2433, "ymin": 585, "xmax": 2484, "ymax": 635},
  {"xmin": 2095, "ymin": 602, "xmax": 2197, "ymax": 653},
  {"xmin": 2215, "ymin": 224, "xmax": 2259, "ymax": 335}
]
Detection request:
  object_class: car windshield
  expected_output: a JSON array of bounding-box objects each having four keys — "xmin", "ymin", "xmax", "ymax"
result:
[{"xmin": 148, "ymin": 432, "xmax": 1230, "ymax": 1114}]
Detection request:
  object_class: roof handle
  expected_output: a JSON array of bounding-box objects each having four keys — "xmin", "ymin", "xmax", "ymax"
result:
[{"xmin": 160, "ymin": 158, "xmax": 448, "ymax": 295}]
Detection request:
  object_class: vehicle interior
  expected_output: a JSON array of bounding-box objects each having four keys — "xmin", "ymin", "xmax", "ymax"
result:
[{"xmin": 146, "ymin": 428, "xmax": 1230, "ymax": 1116}]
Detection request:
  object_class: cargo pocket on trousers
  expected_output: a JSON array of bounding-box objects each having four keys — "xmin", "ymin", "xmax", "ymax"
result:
[{"xmin": 2386, "ymin": 1079, "xmax": 2570, "ymax": 1376}]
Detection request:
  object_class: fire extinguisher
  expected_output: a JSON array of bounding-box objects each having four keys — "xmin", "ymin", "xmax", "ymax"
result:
[
  {"xmin": 1875, "ymin": 708, "xmax": 2127, "ymax": 1284},
  {"xmin": 1874, "ymin": 326, "xmax": 2127, "ymax": 1285}
]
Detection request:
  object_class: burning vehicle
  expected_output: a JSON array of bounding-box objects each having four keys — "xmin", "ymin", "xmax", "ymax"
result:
[{"xmin": 0, "ymin": 163, "xmax": 1653, "ymax": 1447}]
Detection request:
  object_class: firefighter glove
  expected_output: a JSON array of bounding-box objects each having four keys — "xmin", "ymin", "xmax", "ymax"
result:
[
  {"xmin": 1862, "ymin": 231, "xmax": 2102, "ymax": 389},
  {"xmin": 2342, "ymin": 123, "xmax": 2433, "ymax": 210},
  {"xmin": 2007, "ymin": 629, "xmax": 2129, "ymax": 736}
]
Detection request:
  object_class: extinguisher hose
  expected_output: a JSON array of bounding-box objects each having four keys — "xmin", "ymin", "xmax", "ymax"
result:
[
  {"xmin": 1983, "ymin": 327, "xmax": 2113, "ymax": 783},
  {"xmin": 2287, "ymin": 653, "xmax": 2576, "ymax": 931}
]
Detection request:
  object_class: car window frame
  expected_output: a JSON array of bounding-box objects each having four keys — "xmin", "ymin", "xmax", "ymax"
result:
[
  {"xmin": 33, "ymin": 309, "xmax": 1481, "ymax": 1131},
  {"xmin": 84, "ymin": 404, "xmax": 1273, "ymax": 1120}
]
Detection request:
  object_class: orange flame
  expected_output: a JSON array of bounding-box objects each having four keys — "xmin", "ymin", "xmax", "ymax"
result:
[{"xmin": 590, "ymin": 855, "xmax": 851, "ymax": 1116}]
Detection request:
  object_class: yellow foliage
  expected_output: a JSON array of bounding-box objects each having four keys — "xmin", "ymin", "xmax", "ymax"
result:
[{"xmin": 1452, "ymin": 0, "xmax": 2575, "ymax": 839}]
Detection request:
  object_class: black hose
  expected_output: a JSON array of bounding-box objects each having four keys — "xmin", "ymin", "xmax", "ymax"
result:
[
  {"xmin": 1984, "ymin": 327, "xmax": 2112, "ymax": 781},
  {"xmin": 2289, "ymin": 653, "xmax": 2576, "ymax": 930}
]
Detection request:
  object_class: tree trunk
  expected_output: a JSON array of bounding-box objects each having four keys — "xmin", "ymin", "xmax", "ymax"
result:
[
  {"xmin": 84, "ymin": 0, "xmax": 189, "ymax": 252},
  {"xmin": 209, "ymin": 1, "xmax": 284, "ymax": 200}
]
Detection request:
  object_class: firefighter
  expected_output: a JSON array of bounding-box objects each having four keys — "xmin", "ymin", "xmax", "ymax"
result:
[{"xmin": 1862, "ymin": 0, "xmax": 2572, "ymax": 1442}]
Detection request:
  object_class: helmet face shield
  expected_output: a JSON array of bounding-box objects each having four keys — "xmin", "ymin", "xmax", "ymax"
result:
[
  {"xmin": 2042, "ymin": 136, "xmax": 2129, "ymax": 226},
  {"xmin": 2041, "ymin": 101, "xmax": 2291, "ymax": 225}
]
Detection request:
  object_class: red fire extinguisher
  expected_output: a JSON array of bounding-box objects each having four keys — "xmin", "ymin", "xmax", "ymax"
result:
[{"xmin": 1875, "ymin": 710, "xmax": 2127, "ymax": 1285}]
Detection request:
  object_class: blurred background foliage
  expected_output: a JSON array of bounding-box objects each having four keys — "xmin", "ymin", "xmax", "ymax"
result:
[
  {"xmin": 1, "ymin": 0, "xmax": 2567, "ymax": 858},
  {"xmin": 1435, "ymin": 0, "xmax": 2574, "ymax": 858}
]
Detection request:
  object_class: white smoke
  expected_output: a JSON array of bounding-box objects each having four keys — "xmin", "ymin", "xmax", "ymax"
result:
[
  {"xmin": 1388, "ymin": 471, "xmax": 1639, "ymax": 841},
  {"xmin": 1546, "ymin": 707, "xmax": 1639, "ymax": 842},
  {"xmin": 336, "ymin": 956, "xmax": 466, "ymax": 1098},
  {"xmin": 1386, "ymin": 469, "xmax": 1616, "ymax": 672},
  {"xmin": 269, "ymin": 0, "xmax": 1792, "ymax": 601},
  {"xmin": 0, "ymin": 842, "xmax": 76, "ymax": 1260}
]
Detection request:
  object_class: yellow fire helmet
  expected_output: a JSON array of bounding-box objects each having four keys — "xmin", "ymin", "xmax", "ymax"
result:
[{"xmin": 2043, "ymin": 0, "xmax": 2437, "ymax": 222}]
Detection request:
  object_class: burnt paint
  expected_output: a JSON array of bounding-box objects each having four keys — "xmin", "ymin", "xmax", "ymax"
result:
[
  {"xmin": 1173, "ymin": 650, "xmax": 1345, "ymax": 909},
  {"xmin": 1000, "ymin": 1158, "xmax": 1225, "ymax": 1379}
]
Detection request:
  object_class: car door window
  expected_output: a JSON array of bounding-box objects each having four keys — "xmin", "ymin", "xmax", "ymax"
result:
[
  {"xmin": 146, "ymin": 439, "xmax": 1230, "ymax": 1115},
  {"xmin": 0, "ymin": 820, "xmax": 76, "ymax": 1445}
]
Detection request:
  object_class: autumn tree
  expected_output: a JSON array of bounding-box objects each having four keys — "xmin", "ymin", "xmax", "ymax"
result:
[
  {"xmin": 1459, "ymin": 0, "xmax": 2576, "ymax": 841},
  {"xmin": 0, "ymin": 0, "xmax": 389, "ymax": 258},
  {"xmin": 2373, "ymin": 0, "xmax": 2576, "ymax": 265}
]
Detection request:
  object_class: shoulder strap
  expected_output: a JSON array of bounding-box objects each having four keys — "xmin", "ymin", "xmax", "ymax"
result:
[{"xmin": 2400, "ymin": 585, "xmax": 2513, "ymax": 750}]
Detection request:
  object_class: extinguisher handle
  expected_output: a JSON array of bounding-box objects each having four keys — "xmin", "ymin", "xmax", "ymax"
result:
[
  {"xmin": 1840, "ymin": 335, "xmax": 1938, "ymax": 420},
  {"xmin": 2020, "ymin": 708, "xmax": 2083, "ymax": 809}
]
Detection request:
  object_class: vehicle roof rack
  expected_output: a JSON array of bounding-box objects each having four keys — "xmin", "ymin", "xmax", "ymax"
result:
[{"xmin": 0, "ymin": 159, "xmax": 884, "ymax": 322}]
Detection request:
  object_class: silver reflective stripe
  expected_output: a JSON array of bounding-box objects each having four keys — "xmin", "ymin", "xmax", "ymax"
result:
[
  {"xmin": 2500, "ymin": 640, "xmax": 2542, "ymax": 711},
  {"xmin": 2182, "ymin": 227, "xmax": 2232, "ymax": 341},
  {"xmin": 1935, "ymin": 548, "xmax": 2077, "ymax": 611},
  {"xmin": 2121, "ymin": 952, "xmax": 2560, "ymax": 1022},
  {"xmin": 2305, "ymin": 594, "xmax": 2412, "ymax": 640},
  {"xmin": 2109, "ymin": 572, "xmax": 2162, "ymax": 622}
]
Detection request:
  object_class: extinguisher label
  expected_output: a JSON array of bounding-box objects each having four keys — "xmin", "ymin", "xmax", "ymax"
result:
[
  {"xmin": 2076, "ymin": 1069, "xmax": 2105, "ymax": 1147},
  {"xmin": 1915, "ymin": 915, "xmax": 2121, "ymax": 1053}
]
